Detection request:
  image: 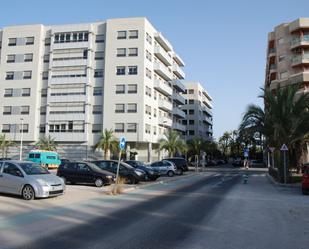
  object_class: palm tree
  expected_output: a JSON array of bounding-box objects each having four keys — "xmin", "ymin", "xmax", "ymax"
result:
[
  {"xmin": 218, "ymin": 132, "xmax": 232, "ymax": 158},
  {"xmin": 35, "ymin": 135, "xmax": 57, "ymax": 151},
  {"xmin": 187, "ymin": 138, "xmax": 204, "ymax": 156},
  {"xmin": 158, "ymin": 130, "xmax": 186, "ymax": 157},
  {"xmin": 0, "ymin": 134, "xmax": 14, "ymax": 157},
  {"xmin": 93, "ymin": 129, "xmax": 118, "ymax": 159}
]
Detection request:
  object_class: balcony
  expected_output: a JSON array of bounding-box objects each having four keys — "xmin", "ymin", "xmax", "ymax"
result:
[
  {"xmin": 52, "ymin": 41, "xmax": 89, "ymax": 50},
  {"xmin": 268, "ymin": 48, "xmax": 276, "ymax": 57},
  {"xmin": 51, "ymin": 58, "xmax": 88, "ymax": 67},
  {"xmin": 154, "ymin": 62, "xmax": 173, "ymax": 81},
  {"xmin": 154, "ymin": 32, "xmax": 173, "ymax": 51},
  {"xmin": 172, "ymin": 122, "xmax": 186, "ymax": 132},
  {"xmin": 158, "ymin": 117, "xmax": 172, "ymax": 127},
  {"xmin": 49, "ymin": 94, "xmax": 87, "ymax": 103},
  {"xmin": 154, "ymin": 45, "xmax": 172, "ymax": 66},
  {"xmin": 269, "ymin": 64, "xmax": 277, "ymax": 73},
  {"xmin": 48, "ymin": 112, "xmax": 86, "ymax": 121},
  {"xmin": 49, "ymin": 76, "xmax": 87, "ymax": 85},
  {"xmin": 49, "ymin": 132, "xmax": 87, "ymax": 142},
  {"xmin": 202, "ymin": 105, "xmax": 213, "ymax": 116},
  {"xmin": 173, "ymin": 53, "xmax": 185, "ymax": 66},
  {"xmin": 172, "ymin": 107, "xmax": 186, "ymax": 119},
  {"xmin": 154, "ymin": 79, "xmax": 173, "ymax": 96},
  {"xmin": 290, "ymin": 36, "xmax": 309, "ymax": 49},
  {"xmin": 291, "ymin": 54, "xmax": 309, "ymax": 67},
  {"xmin": 158, "ymin": 99, "xmax": 173, "ymax": 112},
  {"xmin": 289, "ymin": 18, "xmax": 309, "ymax": 33},
  {"xmin": 171, "ymin": 79, "xmax": 186, "ymax": 92},
  {"xmin": 203, "ymin": 116, "xmax": 213, "ymax": 125},
  {"xmin": 172, "ymin": 92, "xmax": 186, "ymax": 105},
  {"xmin": 172, "ymin": 63, "xmax": 185, "ymax": 79}
]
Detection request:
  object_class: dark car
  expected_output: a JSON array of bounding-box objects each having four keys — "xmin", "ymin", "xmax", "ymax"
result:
[
  {"xmin": 91, "ymin": 160, "xmax": 144, "ymax": 184},
  {"xmin": 302, "ymin": 165, "xmax": 309, "ymax": 195},
  {"xmin": 0, "ymin": 158, "xmax": 11, "ymax": 161},
  {"xmin": 125, "ymin": 160, "xmax": 160, "ymax": 181},
  {"xmin": 59, "ymin": 158, "xmax": 71, "ymax": 167},
  {"xmin": 232, "ymin": 159, "xmax": 243, "ymax": 167},
  {"xmin": 164, "ymin": 157, "xmax": 188, "ymax": 173},
  {"xmin": 207, "ymin": 160, "xmax": 218, "ymax": 166},
  {"xmin": 57, "ymin": 161, "xmax": 115, "ymax": 187}
]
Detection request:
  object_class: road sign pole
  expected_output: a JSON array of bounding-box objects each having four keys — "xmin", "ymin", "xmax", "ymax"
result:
[
  {"xmin": 116, "ymin": 136, "xmax": 126, "ymax": 186},
  {"xmin": 267, "ymin": 151, "xmax": 270, "ymax": 167},
  {"xmin": 116, "ymin": 150, "xmax": 122, "ymax": 184},
  {"xmin": 283, "ymin": 151, "xmax": 287, "ymax": 184},
  {"xmin": 272, "ymin": 151, "xmax": 275, "ymax": 168}
]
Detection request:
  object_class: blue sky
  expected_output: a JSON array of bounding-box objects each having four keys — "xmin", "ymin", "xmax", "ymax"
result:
[{"xmin": 1, "ymin": 0, "xmax": 308, "ymax": 139}]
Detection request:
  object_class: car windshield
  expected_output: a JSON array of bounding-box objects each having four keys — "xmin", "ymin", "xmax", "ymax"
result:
[{"xmin": 19, "ymin": 163, "xmax": 50, "ymax": 175}]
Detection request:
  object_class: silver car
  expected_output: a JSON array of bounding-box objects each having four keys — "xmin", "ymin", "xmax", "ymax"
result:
[
  {"xmin": 149, "ymin": 160, "xmax": 178, "ymax": 177},
  {"xmin": 0, "ymin": 160, "xmax": 65, "ymax": 200}
]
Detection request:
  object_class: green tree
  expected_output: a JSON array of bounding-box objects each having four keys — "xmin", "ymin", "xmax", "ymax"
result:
[
  {"xmin": 158, "ymin": 130, "xmax": 186, "ymax": 157},
  {"xmin": 187, "ymin": 138, "xmax": 204, "ymax": 156},
  {"xmin": 93, "ymin": 129, "xmax": 118, "ymax": 159},
  {"xmin": 0, "ymin": 134, "xmax": 14, "ymax": 157},
  {"xmin": 218, "ymin": 132, "xmax": 232, "ymax": 158},
  {"xmin": 35, "ymin": 135, "xmax": 57, "ymax": 151}
]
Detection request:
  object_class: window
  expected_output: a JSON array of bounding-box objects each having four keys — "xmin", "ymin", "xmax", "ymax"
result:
[
  {"xmin": 2, "ymin": 124, "xmax": 10, "ymax": 133},
  {"xmin": 116, "ymin": 84, "xmax": 125, "ymax": 94},
  {"xmin": 128, "ymin": 66, "xmax": 138, "ymax": 75},
  {"xmin": 54, "ymin": 32, "xmax": 88, "ymax": 43},
  {"xmin": 280, "ymin": 71, "xmax": 288, "ymax": 79},
  {"xmin": 128, "ymin": 84, "xmax": 137, "ymax": 93},
  {"xmin": 40, "ymin": 106, "xmax": 46, "ymax": 115},
  {"xmin": 115, "ymin": 123, "xmax": 124, "ymax": 132},
  {"xmin": 3, "ymin": 163, "xmax": 23, "ymax": 177},
  {"xmin": 8, "ymin": 38, "xmax": 17, "ymax": 46},
  {"xmin": 92, "ymin": 124, "xmax": 102, "ymax": 133},
  {"xmin": 6, "ymin": 72, "xmax": 14, "ymax": 80},
  {"xmin": 146, "ymin": 68, "xmax": 152, "ymax": 79},
  {"xmin": 41, "ymin": 88, "xmax": 47, "ymax": 97},
  {"xmin": 42, "ymin": 71, "xmax": 48, "ymax": 80},
  {"xmin": 7, "ymin": 54, "xmax": 15, "ymax": 63},
  {"xmin": 129, "ymin": 30, "xmax": 138, "ymax": 39},
  {"xmin": 128, "ymin": 48, "xmax": 138, "ymax": 56},
  {"xmin": 188, "ymin": 99, "xmax": 194, "ymax": 104},
  {"xmin": 95, "ymin": 34, "xmax": 105, "ymax": 43},
  {"xmin": 22, "ymin": 88, "xmax": 31, "ymax": 96},
  {"xmin": 145, "ymin": 105, "xmax": 151, "ymax": 115},
  {"xmin": 23, "ymin": 71, "xmax": 32, "ymax": 79},
  {"xmin": 117, "ymin": 31, "xmax": 127, "ymax": 39},
  {"xmin": 25, "ymin": 37, "xmax": 34, "ymax": 45},
  {"xmin": 115, "ymin": 104, "xmax": 125, "ymax": 113},
  {"xmin": 117, "ymin": 48, "xmax": 126, "ymax": 57},
  {"xmin": 189, "ymin": 109, "xmax": 194, "ymax": 115},
  {"xmin": 92, "ymin": 105, "xmax": 102, "ymax": 114},
  {"xmin": 24, "ymin": 53, "xmax": 33, "ymax": 62},
  {"xmin": 145, "ymin": 86, "xmax": 151, "ymax": 97},
  {"xmin": 127, "ymin": 123, "xmax": 137, "ymax": 132},
  {"xmin": 21, "ymin": 106, "xmax": 30, "ymax": 115},
  {"xmin": 4, "ymin": 89, "xmax": 13, "ymax": 97},
  {"xmin": 189, "ymin": 120, "xmax": 194, "ymax": 125},
  {"xmin": 43, "ymin": 54, "xmax": 49, "ymax": 63},
  {"xmin": 127, "ymin": 103, "xmax": 137, "ymax": 113},
  {"xmin": 146, "ymin": 33, "xmax": 152, "ymax": 45},
  {"xmin": 21, "ymin": 124, "xmax": 29, "ymax": 133},
  {"xmin": 188, "ymin": 89, "xmax": 194, "ymax": 94},
  {"xmin": 95, "ymin": 51, "xmax": 104, "ymax": 60},
  {"xmin": 154, "ymin": 108, "xmax": 157, "ymax": 117},
  {"xmin": 189, "ymin": 130, "xmax": 195, "ymax": 135},
  {"xmin": 279, "ymin": 55, "xmax": 285, "ymax": 62},
  {"xmin": 145, "ymin": 124, "xmax": 151, "ymax": 134},
  {"xmin": 116, "ymin": 66, "xmax": 126, "ymax": 75},
  {"xmin": 3, "ymin": 106, "xmax": 12, "ymax": 115},
  {"xmin": 93, "ymin": 87, "xmax": 102, "ymax": 96},
  {"xmin": 146, "ymin": 50, "xmax": 152, "ymax": 61},
  {"xmin": 182, "ymin": 120, "xmax": 187, "ymax": 125},
  {"xmin": 45, "ymin": 38, "xmax": 51, "ymax": 46},
  {"xmin": 39, "ymin": 124, "xmax": 46, "ymax": 133},
  {"xmin": 94, "ymin": 69, "xmax": 104, "ymax": 78},
  {"xmin": 68, "ymin": 121, "xmax": 73, "ymax": 131}
]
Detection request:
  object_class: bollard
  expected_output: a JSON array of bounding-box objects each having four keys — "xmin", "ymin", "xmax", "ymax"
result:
[{"xmin": 243, "ymin": 174, "xmax": 248, "ymax": 184}]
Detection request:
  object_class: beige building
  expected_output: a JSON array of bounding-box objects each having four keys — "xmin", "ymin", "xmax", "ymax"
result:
[
  {"xmin": 265, "ymin": 18, "xmax": 309, "ymax": 92},
  {"xmin": 0, "ymin": 17, "xmax": 187, "ymax": 161},
  {"xmin": 181, "ymin": 82, "xmax": 213, "ymax": 141}
]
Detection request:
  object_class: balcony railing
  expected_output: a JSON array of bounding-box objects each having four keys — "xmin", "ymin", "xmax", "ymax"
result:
[
  {"xmin": 291, "ymin": 54, "xmax": 309, "ymax": 66},
  {"xmin": 154, "ymin": 62, "xmax": 173, "ymax": 81},
  {"xmin": 172, "ymin": 63, "xmax": 185, "ymax": 79},
  {"xmin": 290, "ymin": 35, "xmax": 309, "ymax": 48},
  {"xmin": 154, "ymin": 45, "xmax": 172, "ymax": 66},
  {"xmin": 154, "ymin": 79, "xmax": 173, "ymax": 96}
]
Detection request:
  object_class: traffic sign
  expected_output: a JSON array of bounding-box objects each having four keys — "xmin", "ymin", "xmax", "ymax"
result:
[
  {"xmin": 244, "ymin": 148, "xmax": 249, "ymax": 157},
  {"xmin": 119, "ymin": 137, "xmax": 126, "ymax": 150},
  {"xmin": 280, "ymin": 144, "xmax": 288, "ymax": 151},
  {"xmin": 269, "ymin": 147, "xmax": 275, "ymax": 153}
]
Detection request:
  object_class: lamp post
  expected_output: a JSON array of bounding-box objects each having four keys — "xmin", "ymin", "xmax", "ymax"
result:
[{"xmin": 19, "ymin": 118, "xmax": 24, "ymax": 161}]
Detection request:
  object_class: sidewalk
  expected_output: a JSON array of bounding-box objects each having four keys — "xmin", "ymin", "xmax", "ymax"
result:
[{"xmin": 266, "ymin": 173, "xmax": 301, "ymax": 189}]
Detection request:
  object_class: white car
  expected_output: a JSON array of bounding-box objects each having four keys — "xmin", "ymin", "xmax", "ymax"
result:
[{"xmin": 0, "ymin": 160, "xmax": 65, "ymax": 200}]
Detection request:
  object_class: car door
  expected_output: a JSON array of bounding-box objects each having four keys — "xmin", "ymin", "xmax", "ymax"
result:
[
  {"xmin": 110, "ymin": 162, "xmax": 127, "ymax": 177},
  {"xmin": 76, "ymin": 163, "xmax": 93, "ymax": 183},
  {"xmin": 0, "ymin": 162, "xmax": 25, "ymax": 194}
]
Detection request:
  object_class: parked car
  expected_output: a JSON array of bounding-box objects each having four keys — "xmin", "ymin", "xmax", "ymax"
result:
[
  {"xmin": 0, "ymin": 160, "xmax": 65, "ymax": 200},
  {"xmin": 217, "ymin": 159, "xmax": 227, "ymax": 165},
  {"xmin": 302, "ymin": 165, "xmax": 309, "ymax": 195},
  {"xmin": 0, "ymin": 158, "xmax": 11, "ymax": 161},
  {"xmin": 207, "ymin": 160, "xmax": 218, "ymax": 166},
  {"xmin": 125, "ymin": 160, "xmax": 160, "ymax": 181},
  {"xmin": 232, "ymin": 159, "xmax": 243, "ymax": 167},
  {"xmin": 250, "ymin": 160, "xmax": 266, "ymax": 168},
  {"xmin": 91, "ymin": 160, "xmax": 144, "ymax": 184},
  {"xmin": 60, "ymin": 158, "xmax": 71, "ymax": 167},
  {"xmin": 149, "ymin": 160, "xmax": 178, "ymax": 177},
  {"xmin": 163, "ymin": 157, "xmax": 188, "ymax": 172},
  {"xmin": 57, "ymin": 161, "xmax": 115, "ymax": 187}
]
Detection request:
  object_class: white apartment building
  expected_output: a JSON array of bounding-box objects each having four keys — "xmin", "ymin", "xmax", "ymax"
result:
[
  {"xmin": 181, "ymin": 82, "xmax": 213, "ymax": 141},
  {"xmin": 0, "ymin": 17, "xmax": 186, "ymax": 161}
]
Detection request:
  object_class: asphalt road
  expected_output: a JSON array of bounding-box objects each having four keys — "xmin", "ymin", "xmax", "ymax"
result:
[{"xmin": 3, "ymin": 168, "xmax": 309, "ymax": 249}]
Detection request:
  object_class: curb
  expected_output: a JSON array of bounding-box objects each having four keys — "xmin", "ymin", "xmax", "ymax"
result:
[{"xmin": 266, "ymin": 173, "xmax": 301, "ymax": 189}]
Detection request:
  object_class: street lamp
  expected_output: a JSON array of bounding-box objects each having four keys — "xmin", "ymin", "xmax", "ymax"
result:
[{"xmin": 19, "ymin": 118, "xmax": 24, "ymax": 161}]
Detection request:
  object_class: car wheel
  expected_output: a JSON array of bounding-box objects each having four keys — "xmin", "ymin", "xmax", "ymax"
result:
[
  {"xmin": 167, "ymin": 171, "xmax": 174, "ymax": 177},
  {"xmin": 302, "ymin": 188, "xmax": 308, "ymax": 195},
  {"xmin": 127, "ymin": 175, "xmax": 137, "ymax": 184},
  {"xmin": 94, "ymin": 178, "xmax": 104, "ymax": 187},
  {"xmin": 178, "ymin": 169, "xmax": 183, "ymax": 175},
  {"xmin": 22, "ymin": 185, "xmax": 35, "ymax": 200}
]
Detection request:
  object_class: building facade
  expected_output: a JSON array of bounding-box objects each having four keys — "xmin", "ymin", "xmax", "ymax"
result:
[
  {"xmin": 0, "ymin": 17, "xmax": 186, "ymax": 161},
  {"xmin": 181, "ymin": 82, "xmax": 213, "ymax": 141},
  {"xmin": 265, "ymin": 18, "xmax": 309, "ymax": 92}
]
